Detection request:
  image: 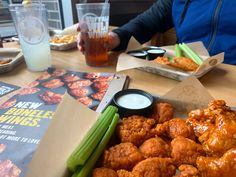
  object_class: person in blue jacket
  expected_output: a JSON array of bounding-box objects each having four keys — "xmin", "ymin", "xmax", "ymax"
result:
[{"xmin": 78, "ymin": 0, "xmax": 236, "ymax": 65}]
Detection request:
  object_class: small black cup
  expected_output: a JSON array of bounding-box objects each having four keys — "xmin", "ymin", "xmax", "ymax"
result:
[
  {"xmin": 147, "ymin": 48, "xmax": 166, "ymax": 60},
  {"xmin": 127, "ymin": 50, "xmax": 148, "ymax": 59},
  {"xmin": 111, "ymin": 89, "xmax": 154, "ymax": 118}
]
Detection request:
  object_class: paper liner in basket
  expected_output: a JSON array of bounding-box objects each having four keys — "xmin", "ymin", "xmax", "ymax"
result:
[
  {"xmin": 26, "ymin": 93, "xmax": 100, "ymax": 177},
  {"xmin": 26, "ymin": 76, "xmax": 215, "ymax": 177},
  {"xmin": 160, "ymin": 76, "xmax": 214, "ymax": 118},
  {"xmin": 117, "ymin": 41, "xmax": 224, "ymax": 81}
]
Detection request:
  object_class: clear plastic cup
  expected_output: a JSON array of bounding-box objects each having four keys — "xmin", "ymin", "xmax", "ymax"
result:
[
  {"xmin": 76, "ymin": 3, "xmax": 110, "ymax": 67},
  {"xmin": 10, "ymin": 3, "xmax": 51, "ymax": 72}
]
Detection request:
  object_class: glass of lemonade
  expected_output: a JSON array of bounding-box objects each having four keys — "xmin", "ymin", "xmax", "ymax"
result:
[{"xmin": 10, "ymin": 3, "xmax": 51, "ymax": 72}]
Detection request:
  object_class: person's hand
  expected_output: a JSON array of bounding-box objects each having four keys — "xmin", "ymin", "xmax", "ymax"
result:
[
  {"xmin": 77, "ymin": 25, "xmax": 120, "ymax": 54},
  {"xmin": 106, "ymin": 31, "xmax": 121, "ymax": 51}
]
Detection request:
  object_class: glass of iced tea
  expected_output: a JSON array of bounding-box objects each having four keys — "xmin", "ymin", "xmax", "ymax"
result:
[{"xmin": 77, "ymin": 3, "xmax": 110, "ymax": 67}]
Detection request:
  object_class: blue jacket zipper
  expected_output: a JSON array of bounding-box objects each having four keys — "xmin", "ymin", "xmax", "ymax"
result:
[
  {"xmin": 207, "ymin": 0, "xmax": 222, "ymax": 51},
  {"xmin": 178, "ymin": 0, "xmax": 190, "ymax": 26}
]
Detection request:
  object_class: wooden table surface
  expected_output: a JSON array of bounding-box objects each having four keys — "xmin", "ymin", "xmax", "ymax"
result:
[{"xmin": 1, "ymin": 42, "xmax": 236, "ymax": 107}]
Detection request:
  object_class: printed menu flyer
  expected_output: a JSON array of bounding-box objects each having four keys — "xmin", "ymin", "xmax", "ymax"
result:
[
  {"xmin": 0, "ymin": 67, "xmax": 124, "ymax": 177},
  {"xmin": 0, "ymin": 81, "xmax": 20, "ymax": 97}
]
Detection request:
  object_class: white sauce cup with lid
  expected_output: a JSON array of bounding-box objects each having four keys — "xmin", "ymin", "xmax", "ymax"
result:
[
  {"xmin": 127, "ymin": 50, "xmax": 148, "ymax": 59},
  {"xmin": 147, "ymin": 47, "xmax": 166, "ymax": 60},
  {"xmin": 112, "ymin": 89, "xmax": 154, "ymax": 118}
]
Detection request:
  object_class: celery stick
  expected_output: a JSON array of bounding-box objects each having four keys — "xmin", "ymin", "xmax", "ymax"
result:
[
  {"xmin": 74, "ymin": 113, "xmax": 120, "ymax": 177},
  {"xmin": 67, "ymin": 116, "xmax": 102, "ymax": 167},
  {"xmin": 67, "ymin": 116, "xmax": 105, "ymax": 172},
  {"xmin": 67, "ymin": 120, "xmax": 101, "ymax": 171},
  {"xmin": 175, "ymin": 44, "xmax": 182, "ymax": 57},
  {"xmin": 75, "ymin": 108, "xmax": 114, "ymax": 163},
  {"xmin": 181, "ymin": 43, "xmax": 203, "ymax": 64},
  {"xmin": 68, "ymin": 106, "xmax": 116, "ymax": 171},
  {"xmin": 179, "ymin": 43, "xmax": 203, "ymax": 65},
  {"xmin": 72, "ymin": 166, "xmax": 82, "ymax": 177},
  {"xmin": 68, "ymin": 106, "xmax": 117, "ymax": 170},
  {"xmin": 67, "ymin": 106, "xmax": 118, "ymax": 172},
  {"xmin": 178, "ymin": 43, "xmax": 195, "ymax": 62}
]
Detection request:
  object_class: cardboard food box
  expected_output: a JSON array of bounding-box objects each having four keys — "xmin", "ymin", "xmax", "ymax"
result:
[
  {"xmin": 50, "ymin": 39, "xmax": 77, "ymax": 51},
  {"xmin": 117, "ymin": 41, "xmax": 224, "ymax": 81},
  {"xmin": 0, "ymin": 48, "xmax": 24, "ymax": 73},
  {"xmin": 25, "ymin": 76, "xmax": 217, "ymax": 177},
  {"xmin": 49, "ymin": 30, "xmax": 77, "ymax": 51}
]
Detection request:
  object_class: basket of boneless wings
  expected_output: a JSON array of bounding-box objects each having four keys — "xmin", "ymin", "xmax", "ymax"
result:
[
  {"xmin": 25, "ymin": 77, "xmax": 236, "ymax": 177},
  {"xmin": 117, "ymin": 41, "xmax": 224, "ymax": 81},
  {"xmin": 63, "ymin": 77, "xmax": 236, "ymax": 177},
  {"xmin": 78, "ymin": 101, "xmax": 235, "ymax": 177}
]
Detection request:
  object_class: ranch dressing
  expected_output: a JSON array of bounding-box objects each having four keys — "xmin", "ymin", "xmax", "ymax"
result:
[
  {"xmin": 131, "ymin": 52, "xmax": 146, "ymax": 57},
  {"xmin": 148, "ymin": 49, "xmax": 164, "ymax": 54},
  {"xmin": 117, "ymin": 93, "xmax": 151, "ymax": 109}
]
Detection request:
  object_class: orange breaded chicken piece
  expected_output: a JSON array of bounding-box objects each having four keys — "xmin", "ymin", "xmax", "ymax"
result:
[
  {"xmin": 139, "ymin": 137, "xmax": 170, "ymax": 158},
  {"xmin": 197, "ymin": 148, "xmax": 236, "ymax": 177},
  {"xmin": 116, "ymin": 115, "xmax": 156, "ymax": 146},
  {"xmin": 92, "ymin": 167, "xmax": 118, "ymax": 177},
  {"xmin": 188, "ymin": 100, "xmax": 231, "ymax": 123},
  {"xmin": 190, "ymin": 100, "xmax": 236, "ymax": 157},
  {"xmin": 0, "ymin": 59, "xmax": 12, "ymax": 65},
  {"xmin": 199, "ymin": 110, "xmax": 236, "ymax": 157},
  {"xmin": 154, "ymin": 56, "xmax": 199, "ymax": 71},
  {"xmin": 206, "ymin": 100, "xmax": 232, "ymax": 116},
  {"xmin": 173, "ymin": 164, "xmax": 200, "ymax": 177},
  {"xmin": 151, "ymin": 102, "xmax": 174, "ymax": 123},
  {"xmin": 186, "ymin": 100, "xmax": 232, "ymax": 138},
  {"xmin": 102, "ymin": 142, "xmax": 144, "ymax": 171},
  {"xmin": 117, "ymin": 169, "xmax": 138, "ymax": 177},
  {"xmin": 132, "ymin": 157, "xmax": 176, "ymax": 177},
  {"xmin": 170, "ymin": 57, "xmax": 199, "ymax": 71},
  {"xmin": 154, "ymin": 56, "xmax": 170, "ymax": 65},
  {"xmin": 171, "ymin": 137, "xmax": 205, "ymax": 166},
  {"xmin": 186, "ymin": 116, "xmax": 214, "ymax": 138},
  {"xmin": 156, "ymin": 118, "xmax": 196, "ymax": 140}
]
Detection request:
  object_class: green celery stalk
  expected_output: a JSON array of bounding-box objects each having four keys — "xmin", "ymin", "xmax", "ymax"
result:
[
  {"xmin": 67, "ymin": 106, "xmax": 118, "ymax": 172},
  {"xmin": 67, "ymin": 117, "xmax": 102, "ymax": 171},
  {"xmin": 74, "ymin": 107, "xmax": 115, "ymax": 160},
  {"xmin": 181, "ymin": 43, "xmax": 203, "ymax": 64},
  {"xmin": 175, "ymin": 44, "xmax": 182, "ymax": 57},
  {"xmin": 179, "ymin": 43, "xmax": 203, "ymax": 65},
  {"xmin": 73, "ymin": 113, "xmax": 120, "ymax": 177}
]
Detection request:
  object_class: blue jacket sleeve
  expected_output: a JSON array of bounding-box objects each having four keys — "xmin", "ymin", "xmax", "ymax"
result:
[{"xmin": 112, "ymin": 0, "xmax": 173, "ymax": 51}]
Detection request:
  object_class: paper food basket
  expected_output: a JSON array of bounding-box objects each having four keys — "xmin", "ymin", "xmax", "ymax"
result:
[
  {"xmin": 117, "ymin": 41, "xmax": 224, "ymax": 81},
  {"xmin": 25, "ymin": 76, "xmax": 219, "ymax": 177}
]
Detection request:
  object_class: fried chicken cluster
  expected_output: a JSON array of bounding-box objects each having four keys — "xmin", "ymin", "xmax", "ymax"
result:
[
  {"xmin": 154, "ymin": 56, "xmax": 199, "ymax": 71},
  {"xmin": 116, "ymin": 115, "xmax": 156, "ymax": 146},
  {"xmin": 92, "ymin": 100, "xmax": 236, "ymax": 177}
]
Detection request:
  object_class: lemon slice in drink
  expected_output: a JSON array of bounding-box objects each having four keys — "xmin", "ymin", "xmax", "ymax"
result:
[{"xmin": 22, "ymin": 0, "xmax": 32, "ymax": 5}]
